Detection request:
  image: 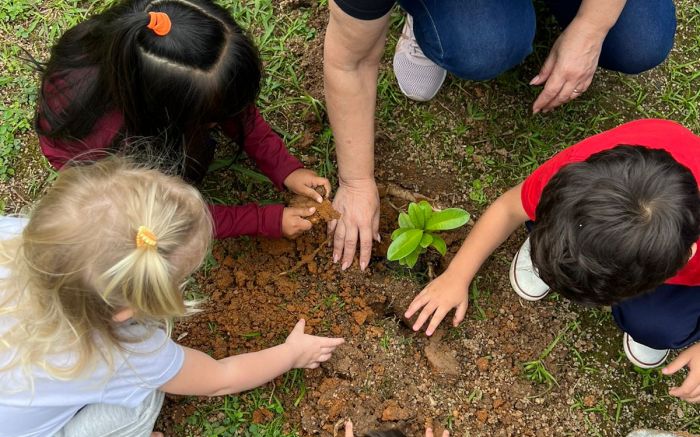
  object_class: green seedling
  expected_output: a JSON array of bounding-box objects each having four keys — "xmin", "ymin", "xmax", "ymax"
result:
[{"xmin": 387, "ymin": 201, "xmax": 470, "ymax": 268}]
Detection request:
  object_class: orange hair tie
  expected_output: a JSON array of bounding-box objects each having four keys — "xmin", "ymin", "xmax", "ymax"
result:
[
  {"xmin": 136, "ymin": 226, "xmax": 158, "ymax": 249},
  {"xmin": 147, "ymin": 11, "xmax": 171, "ymax": 36}
]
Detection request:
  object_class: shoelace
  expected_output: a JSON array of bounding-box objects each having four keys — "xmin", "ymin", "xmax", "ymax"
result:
[{"xmin": 399, "ymin": 18, "xmax": 427, "ymax": 59}]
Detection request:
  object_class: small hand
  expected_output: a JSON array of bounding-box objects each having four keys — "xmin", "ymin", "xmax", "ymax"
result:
[
  {"xmin": 663, "ymin": 343, "xmax": 700, "ymax": 403},
  {"xmin": 284, "ymin": 169, "xmax": 331, "ymax": 203},
  {"xmin": 531, "ymin": 18, "xmax": 607, "ymax": 114},
  {"xmin": 328, "ymin": 179, "xmax": 380, "ymax": 271},
  {"xmin": 404, "ymin": 270, "xmax": 470, "ymax": 336},
  {"xmin": 285, "ymin": 319, "xmax": 345, "ymax": 369},
  {"xmin": 282, "ymin": 207, "xmax": 315, "ymax": 238}
]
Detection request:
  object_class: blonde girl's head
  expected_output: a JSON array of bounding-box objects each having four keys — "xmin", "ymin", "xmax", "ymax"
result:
[{"xmin": 0, "ymin": 157, "xmax": 212, "ymax": 380}]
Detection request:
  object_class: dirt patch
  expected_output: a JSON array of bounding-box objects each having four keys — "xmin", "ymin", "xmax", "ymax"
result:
[{"xmin": 157, "ymin": 191, "xmax": 612, "ymax": 436}]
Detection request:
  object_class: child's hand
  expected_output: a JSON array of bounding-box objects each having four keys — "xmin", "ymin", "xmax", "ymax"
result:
[
  {"xmin": 404, "ymin": 270, "xmax": 470, "ymax": 336},
  {"xmin": 282, "ymin": 207, "xmax": 315, "ymax": 238},
  {"xmin": 663, "ymin": 342, "xmax": 700, "ymax": 402},
  {"xmin": 284, "ymin": 169, "xmax": 331, "ymax": 203},
  {"xmin": 285, "ymin": 319, "xmax": 345, "ymax": 369}
]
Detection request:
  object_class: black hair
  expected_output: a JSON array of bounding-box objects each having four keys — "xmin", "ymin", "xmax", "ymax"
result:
[
  {"xmin": 530, "ymin": 145, "xmax": 700, "ymax": 306},
  {"xmin": 364, "ymin": 430, "xmax": 407, "ymax": 437},
  {"xmin": 36, "ymin": 0, "xmax": 262, "ymax": 182}
]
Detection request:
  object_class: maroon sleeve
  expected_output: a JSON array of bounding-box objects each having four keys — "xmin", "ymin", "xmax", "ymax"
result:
[
  {"xmin": 37, "ymin": 74, "xmax": 123, "ymax": 170},
  {"xmin": 220, "ymin": 106, "xmax": 304, "ymax": 191},
  {"xmin": 208, "ymin": 203, "xmax": 284, "ymax": 239}
]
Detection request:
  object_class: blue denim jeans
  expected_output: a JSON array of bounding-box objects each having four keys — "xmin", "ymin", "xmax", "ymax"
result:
[{"xmin": 397, "ymin": 0, "xmax": 676, "ymax": 80}]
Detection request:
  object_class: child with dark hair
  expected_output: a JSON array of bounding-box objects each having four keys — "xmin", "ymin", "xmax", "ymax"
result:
[
  {"xmin": 405, "ymin": 119, "xmax": 700, "ymax": 403},
  {"xmin": 36, "ymin": 0, "xmax": 330, "ymax": 240}
]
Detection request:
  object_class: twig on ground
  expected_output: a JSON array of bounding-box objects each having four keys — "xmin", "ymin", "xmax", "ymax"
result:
[
  {"xmin": 279, "ymin": 235, "xmax": 332, "ymax": 276},
  {"xmin": 377, "ymin": 182, "xmax": 434, "ymax": 203}
]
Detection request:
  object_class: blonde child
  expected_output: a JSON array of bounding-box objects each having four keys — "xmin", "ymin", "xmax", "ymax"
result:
[{"xmin": 0, "ymin": 158, "xmax": 344, "ymax": 436}]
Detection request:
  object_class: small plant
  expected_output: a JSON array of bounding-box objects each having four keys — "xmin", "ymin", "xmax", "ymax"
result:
[
  {"xmin": 387, "ymin": 201, "xmax": 470, "ymax": 268},
  {"xmin": 522, "ymin": 321, "xmax": 578, "ymax": 388}
]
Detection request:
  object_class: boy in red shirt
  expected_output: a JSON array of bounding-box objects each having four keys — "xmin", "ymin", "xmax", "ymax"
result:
[{"xmin": 405, "ymin": 119, "xmax": 700, "ymax": 403}]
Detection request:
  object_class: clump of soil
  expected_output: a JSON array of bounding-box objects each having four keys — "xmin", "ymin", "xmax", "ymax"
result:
[{"xmin": 289, "ymin": 187, "xmax": 341, "ymax": 225}]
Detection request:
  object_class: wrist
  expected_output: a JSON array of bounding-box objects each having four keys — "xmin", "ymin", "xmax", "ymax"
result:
[
  {"xmin": 444, "ymin": 262, "xmax": 474, "ymax": 286},
  {"xmin": 338, "ymin": 175, "xmax": 376, "ymax": 188},
  {"xmin": 570, "ymin": 15, "xmax": 614, "ymax": 39},
  {"xmin": 278, "ymin": 342, "xmax": 299, "ymax": 370}
]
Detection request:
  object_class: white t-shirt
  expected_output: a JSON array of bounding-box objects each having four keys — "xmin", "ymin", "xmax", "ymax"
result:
[{"xmin": 0, "ymin": 217, "xmax": 185, "ymax": 437}]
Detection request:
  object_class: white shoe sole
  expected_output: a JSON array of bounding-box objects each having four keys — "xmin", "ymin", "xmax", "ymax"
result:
[
  {"xmin": 623, "ymin": 333, "xmax": 669, "ymax": 369},
  {"xmin": 509, "ymin": 246, "xmax": 549, "ymax": 301}
]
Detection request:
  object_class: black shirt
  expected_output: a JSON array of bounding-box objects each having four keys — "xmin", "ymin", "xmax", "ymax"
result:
[{"xmin": 335, "ymin": 0, "xmax": 395, "ymax": 20}]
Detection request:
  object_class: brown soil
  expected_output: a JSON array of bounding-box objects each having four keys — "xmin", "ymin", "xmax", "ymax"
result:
[{"xmin": 158, "ymin": 192, "xmax": 601, "ymax": 436}]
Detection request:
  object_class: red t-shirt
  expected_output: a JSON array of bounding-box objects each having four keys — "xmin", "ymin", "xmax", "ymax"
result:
[
  {"xmin": 521, "ymin": 119, "xmax": 700, "ymax": 286},
  {"xmin": 38, "ymin": 75, "xmax": 303, "ymax": 239}
]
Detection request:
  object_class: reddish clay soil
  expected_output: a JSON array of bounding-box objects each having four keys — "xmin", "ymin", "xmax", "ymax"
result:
[{"xmin": 157, "ymin": 191, "xmax": 604, "ymax": 436}]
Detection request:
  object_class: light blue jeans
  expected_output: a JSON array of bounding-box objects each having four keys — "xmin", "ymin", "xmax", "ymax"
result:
[{"xmin": 397, "ymin": 0, "xmax": 677, "ymax": 80}]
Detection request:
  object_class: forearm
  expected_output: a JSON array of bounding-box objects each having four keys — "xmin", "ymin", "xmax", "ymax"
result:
[
  {"xmin": 445, "ymin": 186, "xmax": 527, "ymax": 283},
  {"xmin": 324, "ymin": 0, "xmax": 389, "ymax": 183},
  {"xmin": 211, "ymin": 343, "xmax": 296, "ymax": 395},
  {"xmin": 574, "ymin": 0, "xmax": 627, "ymax": 34}
]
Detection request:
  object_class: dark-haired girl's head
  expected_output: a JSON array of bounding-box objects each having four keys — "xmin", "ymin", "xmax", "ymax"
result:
[
  {"xmin": 530, "ymin": 145, "xmax": 700, "ymax": 306},
  {"xmin": 38, "ymin": 0, "xmax": 261, "ymax": 181}
]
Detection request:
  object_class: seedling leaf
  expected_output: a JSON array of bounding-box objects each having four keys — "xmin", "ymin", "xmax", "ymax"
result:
[
  {"xmin": 430, "ymin": 235, "xmax": 447, "ymax": 256},
  {"xmin": 426, "ymin": 208, "xmax": 470, "ymax": 231},
  {"xmin": 420, "ymin": 233, "xmax": 433, "ymax": 248},
  {"xmin": 418, "ymin": 200, "xmax": 433, "ymax": 223},
  {"xmin": 408, "ymin": 202, "xmax": 425, "ymax": 229},
  {"xmin": 391, "ymin": 228, "xmax": 411, "ymax": 240},
  {"xmin": 387, "ymin": 229, "xmax": 423, "ymax": 261},
  {"xmin": 398, "ymin": 212, "xmax": 414, "ymax": 229},
  {"xmin": 404, "ymin": 246, "xmax": 421, "ymax": 268}
]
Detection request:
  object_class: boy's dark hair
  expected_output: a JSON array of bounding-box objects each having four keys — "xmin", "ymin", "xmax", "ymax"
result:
[
  {"xmin": 37, "ymin": 0, "xmax": 261, "ymax": 182},
  {"xmin": 530, "ymin": 145, "xmax": 700, "ymax": 306},
  {"xmin": 364, "ymin": 430, "xmax": 407, "ymax": 437}
]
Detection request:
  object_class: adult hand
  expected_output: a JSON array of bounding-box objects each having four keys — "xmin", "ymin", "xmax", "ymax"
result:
[
  {"xmin": 282, "ymin": 207, "xmax": 315, "ymax": 238},
  {"xmin": 663, "ymin": 342, "xmax": 700, "ymax": 403},
  {"xmin": 285, "ymin": 319, "xmax": 345, "ymax": 369},
  {"xmin": 531, "ymin": 18, "xmax": 607, "ymax": 114},
  {"xmin": 404, "ymin": 270, "xmax": 470, "ymax": 336},
  {"xmin": 284, "ymin": 168, "xmax": 332, "ymax": 203},
  {"xmin": 328, "ymin": 178, "xmax": 380, "ymax": 271}
]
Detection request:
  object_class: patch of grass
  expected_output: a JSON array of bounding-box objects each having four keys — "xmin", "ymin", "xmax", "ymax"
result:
[
  {"xmin": 523, "ymin": 321, "xmax": 578, "ymax": 388},
  {"xmin": 180, "ymin": 388, "xmax": 299, "ymax": 437},
  {"xmin": 468, "ymin": 278, "xmax": 490, "ymax": 321}
]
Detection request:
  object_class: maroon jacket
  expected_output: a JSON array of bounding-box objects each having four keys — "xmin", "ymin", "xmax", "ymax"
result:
[{"xmin": 38, "ymin": 105, "xmax": 303, "ymax": 239}]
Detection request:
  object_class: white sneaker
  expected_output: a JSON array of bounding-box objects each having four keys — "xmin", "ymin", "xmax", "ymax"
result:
[
  {"xmin": 509, "ymin": 237, "xmax": 550, "ymax": 301},
  {"xmin": 623, "ymin": 333, "xmax": 669, "ymax": 369},
  {"xmin": 393, "ymin": 14, "xmax": 447, "ymax": 102}
]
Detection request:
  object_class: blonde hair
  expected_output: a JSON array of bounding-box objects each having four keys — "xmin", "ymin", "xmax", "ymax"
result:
[{"xmin": 0, "ymin": 157, "xmax": 212, "ymax": 383}]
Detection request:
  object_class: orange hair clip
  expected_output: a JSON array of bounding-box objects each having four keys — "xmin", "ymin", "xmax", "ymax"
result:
[
  {"xmin": 147, "ymin": 11, "xmax": 172, "ymax": 36},
  {"xmin": 136, "ymin": 226, "xmax": 158, "ymax": 249}
]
